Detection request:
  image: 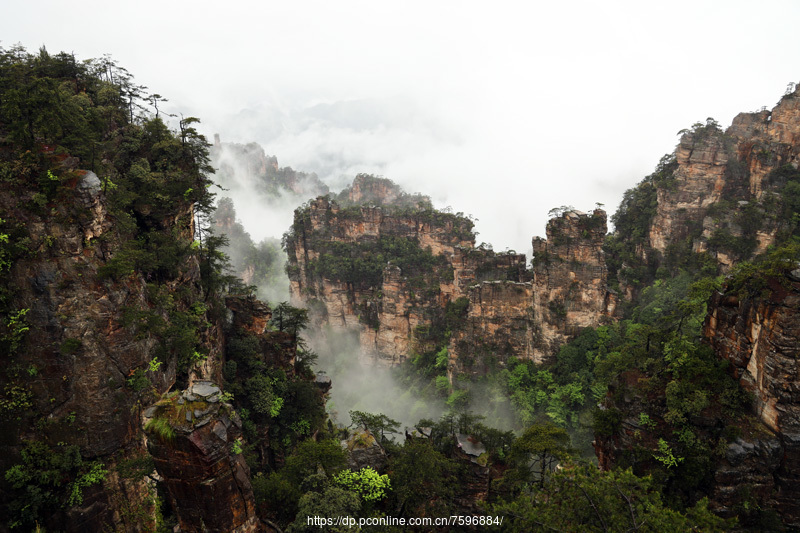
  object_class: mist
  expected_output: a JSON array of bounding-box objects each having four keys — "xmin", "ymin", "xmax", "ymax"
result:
[
  {"xmin": 309, "ymin": 327, "xmax": 519, "ymax": 436},
  {"xmin": 8, "ymin": 2, "xmax": 800, "ymax": 256}
]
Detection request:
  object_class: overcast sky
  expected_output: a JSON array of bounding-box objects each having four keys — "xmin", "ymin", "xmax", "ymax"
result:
[{"xmin": 5, "ymin": 0, "xmax": 800, "ymax": 255}]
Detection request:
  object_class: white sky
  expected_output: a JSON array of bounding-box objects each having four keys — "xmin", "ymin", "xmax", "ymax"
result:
[{"xmin": 5, "ymin": 0, "xmax": 800, "ymax": 255}]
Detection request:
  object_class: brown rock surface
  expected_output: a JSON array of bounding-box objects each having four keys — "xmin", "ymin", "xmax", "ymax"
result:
[
  {"xmin": 644, "ymin": 87, "xmax": 800, "ymax": 272},
  {"xmin": 704, "ymin": 271, "xmax": 800, "ymax": 526},
  {"xmin": 449, "ymin": 280, "xmax": 535, "ymax": 374},
  {"xmin": 532, "ymin": 209, "xmax": 616, "ymax": 362},
  {"xmin": 288, "ymin": 194, "xmax": 617, "ymax": 371},
  {"xmin": 145, "ymin": 381, "xmax": 258, "ymax": 533}
]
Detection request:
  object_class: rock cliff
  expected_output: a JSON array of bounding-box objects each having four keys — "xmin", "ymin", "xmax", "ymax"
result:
[
  {"xmin": 593, "ymin": 264, "xmax": 800, "ymax": 528},
  {"xmin": 640, "ymin": 86, "xmax": 800, "ymax": 274},
  {"xmin": 532, "ymin": 209, "xmax": 617, "ymax": 360},
  {"xmin": 285, "ymin": 192, "xmax": 476, "ymax": 365},
  {"xmin": 0, "ymin": 156, "xmax": 206, "ymax": 530},
  {"xmin": 703, "ymin": 269, "xmax": 800, "ymax": 526},
  {"xmin": 144, "ymin": 381, "xmax": 258, "ymax": 533},
  {"xmin": 287, "ymin": 180, "xmax": 615, "ymax": 372}
]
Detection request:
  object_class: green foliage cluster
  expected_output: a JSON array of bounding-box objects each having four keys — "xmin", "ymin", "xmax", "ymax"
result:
[
  {"xmin": 270, "ymin": 301, "xmax": 309, "ymax": 338},
  {"xmin": 492, "ymin": 462, "xmax": 731, "ymax": 532},
  {"xmin": 587, "ymin": 274, "xmax": 752, "ymax": 505},
  {"xmin": 499, "ymin": 327, "xmax": 604, "ymax": 453},
  {"xmin": 725, "ymin": 240, "xmax": 800, "ymax": 299},
  {"xmin": 332, "ymin": 467, "xmax": 391, "ymax": 502},
  {"xmin": 349, "ymin": 410, "xmax": 400, "ymax": 445},
  {"xmin": 253, "ymin": 439, "xmax": 347, "ymax": 524},
  {"xmin": 121, "ymin": 283, "xmax": 212, "ymax": 373},
  {"xmin": 677, "ymin": 117, "xmax": 724, "ymax": 144},
  {"xmin": 307, "ymin": 235, "xmax": 450, "ymax": 291},
  {"xmin": 3, "ymin": 440, "xmax": 107, "ymax": 530},
  {"xmin": 221, "ymin": 300, "xmax": 329, "ymax": 519},
  {"xmin": 604, "ymin": 155, "xmax": 674, "ymax": 290},
  {"xmin": 144, "ymin": 416, "xmax": 176, "ymax": 443},
  {"xmin": 0, "ymin": 46, "xmax": 240, "ymax": 531},
  {"xmin": 388, "ymin": 438, "xmax": 459, "ymax": 517},
  {"xmin": 225, "ymin": 330, "xmax": 322, "ymax": 452}
]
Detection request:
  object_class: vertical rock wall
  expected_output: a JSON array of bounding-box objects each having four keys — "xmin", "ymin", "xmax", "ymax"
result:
[
  {"xmin": 532, "ymin": 209, "xmax": 616, "ymax": 362},
  {"xmin": 288, "ymin": 193, "xmax": 616, "ymax": 370},
  {"xmin": 645, "ymin": 87, "xmax": 800, "ymax": 271},
  {"xmin": 145, "ymin": 382, "xmax": 258, "ymax": 533},
  {"xmin": 704, "ymin": 271, "xmax": 800, "ymax": 526}
]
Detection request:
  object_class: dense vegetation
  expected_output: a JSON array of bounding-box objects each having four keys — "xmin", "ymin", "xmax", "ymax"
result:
[{"xmin": 0, "ymin": 45, "xmax": 244, "ymax": 530}]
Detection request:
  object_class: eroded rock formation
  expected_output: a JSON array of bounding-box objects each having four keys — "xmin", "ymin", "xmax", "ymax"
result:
[
  {"xmin": 644, "ymin": 86, "xmax": 800, "ymax": 272},
  {"xmin": 144, "ymin": 381, "xmax": 258, "ymax": 533},
  {"xmin": 287, "ymin": 182, "xmax": 615, "ymax": 371},
  {"xmin": 532, "ymin": 209, "xmax": 617, "ymax": 360},
  {"xmin": 704, "ymin": 269, "xmax": 800, "ymax": 525}
]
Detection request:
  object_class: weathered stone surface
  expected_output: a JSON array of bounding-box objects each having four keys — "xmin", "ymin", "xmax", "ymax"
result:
[
  {"xmin": 645, "ymin": 87, "xmax": 800, "ymax": 273},
  {"xmin": 709, "ymin": 430, "xmax": 783, "ymax": 519},
  {"xmin": 288, "ymin": 188, "xmax": 617, "ymax": 371},
  {"xmin": 344, "ymin": 173, "xmax": 406, "ymax": 206},
  {"xmin": 190, "ymin": 381, "xmax": 221, "ymax": 398},
  {"xmin": 704, "ymin": 271, "xmax": 800, "ymax": 526},
  {"xmin": 0, "ymin": 158, "xmax": 219, "ymax": 529},
  {"xmin": 450, "ymin": 280, "xmax": 535, "ymax": 374},
  {"xmin": 341, "ymin": 429, "xmax": 387, "ymax": 472},
  {"xmin": 145, "ymin": 387, "xmax": 258, "ymax": 533},
  {"xmin": 531, "ymin": 209, "xmax": 616, "ymax": 362},
  {"xmin": 225, "ymin": 295, "xmax": 272, "ymax": 336},
  {"xmin": 287, "ymin": 194, "xmax": 476, "ymax": 366}
]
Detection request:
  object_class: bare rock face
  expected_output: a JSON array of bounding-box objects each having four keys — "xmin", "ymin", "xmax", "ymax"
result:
[
  {"xmin": 0, "ymin": 162, "xmax": 220, "ymax": 529},
  {"xmin": 341, "ymin": 429, "xmax": 387, "ymax": 471},
  {"xmin": 288, "ymin": 191, "xmax": 618, "ymax": 371},
  {"xmin": 345, "ymin": 174, "xmax": 405, "ymax": 206},
  {"xmin": 532, "ymin": 209, "xmax": 616, "ymax": 362},
  {"xmin": 649, "ymin": 131, "xmax": 731, "ymax": 255},
  {"xmin": 645, "ymin": 87, "xmax": 800, "ymax": 272},
  {"xmin": 704, "ymin": 271, "xmax": 800, "ymax": 526},
  {"xmin": 226, "ymin": 295, "xmax": 272, "ymax": 336},
  {"xmin": 144, "ymin": 381, "xmax": 258, "ymax": 533},
  {"xmin": 450, "ymin": 280, "xmax": 535, "ymax": 374},
  {"xmin": 287, "ymin": 195, "xmax": 476, "ymax": 366}
]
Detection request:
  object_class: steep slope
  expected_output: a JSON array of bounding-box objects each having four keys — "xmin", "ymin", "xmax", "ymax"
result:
[
  {"xmin": 610, "ymin": 85, "xmax": 800, "ymax": 296},
  {"xmin": 286, "ymin": 176, "xmax": 616, "ymax": 376},
  {"xmin": 704, "ymin": 265, "xmax": 800, "ymax": 525},
  {"xmin": 0, "ymin": 47, "xmax": 327, "ymax": 533}
]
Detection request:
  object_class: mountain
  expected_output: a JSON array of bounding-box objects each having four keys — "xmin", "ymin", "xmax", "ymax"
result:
[
  {"xmin": 285, "ymin": 86, "xmax": 800, "ymax": 528},
  {"xmin": 2, "ymin": 44, "xmax": 800, "ymax": 531}
]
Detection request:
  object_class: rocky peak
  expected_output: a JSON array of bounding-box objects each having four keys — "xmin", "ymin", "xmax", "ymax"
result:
[
  {"xmin": 531, "ymin": 208, "xmax": 616, "ymax": 362},
  {"xmin": 638, "ymin": 86, "xmax": 800, "ymax": 276},
  {"xmin": 144, "ymin": 381, "xmax": 258, "ymax": 532},
  {"xmin": 336, "ymin": 174, "xmax": 432, "ymax": 209},
  {"xmin": 288, "ymin": 198, "xmax": 617, "ymax": 372},
  {"xmin": 346, "ymin": 174, "xmax": 405, "ymax": 206}
]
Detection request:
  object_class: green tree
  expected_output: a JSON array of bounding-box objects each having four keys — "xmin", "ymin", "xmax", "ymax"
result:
[
  {"xmin": 494, "ymin": 463, "xmax": 731, "ymax": 532},
  {"xmin": 349, "ymin": 410, "xmax": 400, "ymax": 444},
  {"xmin": 388, "ymin": 439, "xmax": 458, "ymax": 517},
  {"xmin": 508, "ymin": 421, "xmax": 572, "ymax": 489},
  {"xmin": 270, "ymin": 302, "xmax": 309, "ymax": 338}
]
